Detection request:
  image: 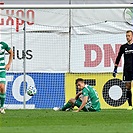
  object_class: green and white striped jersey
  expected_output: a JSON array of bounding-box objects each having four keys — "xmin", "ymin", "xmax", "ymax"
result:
[
  {"xmin": 0, "ymin": 42, "xmax": 11, "ymax": 72},
  {"xmin": 82, "ymin": 84, "xmax": 101, "ymax": 111}
]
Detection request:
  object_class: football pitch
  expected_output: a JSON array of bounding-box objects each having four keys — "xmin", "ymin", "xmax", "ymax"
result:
[{"xmin": 0, "ymin": 109, "xmax": 132, "ymax": 133}]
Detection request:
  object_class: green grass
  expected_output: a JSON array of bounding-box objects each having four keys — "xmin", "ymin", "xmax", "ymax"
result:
[{"xmin": 0, "ymin": 109, "xmax": 133, "ymax": 133}]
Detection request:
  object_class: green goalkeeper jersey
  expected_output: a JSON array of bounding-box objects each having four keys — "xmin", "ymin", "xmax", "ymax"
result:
[
  {"xmin": 82, "ymin": 85, "xmax": 101, "ymax": 111},
  {"xmin": 0, "ymin": 41, "xmax": 11, "ymax": 72}
]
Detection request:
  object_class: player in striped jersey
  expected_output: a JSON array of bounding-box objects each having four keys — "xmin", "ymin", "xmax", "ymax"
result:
[
  {"xmin": 53, "ymin": 78, "xmax": 101, "ymax": 112},
  {"xmin": 0, "ymin": 41, "xmax": 13, "ymax": 114},
  {"xmin": 73, "ymin": 78, "xmax": 100, "ymax": 112}
]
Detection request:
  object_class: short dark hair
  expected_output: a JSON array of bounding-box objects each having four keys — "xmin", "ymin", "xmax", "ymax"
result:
[
  {"xmin": 126, "ymin": 30, "xmax": 133, "ymax": 34},
  {"xmin": 75, "ymin": 78, "xmax": 84, "ymax": 84}
]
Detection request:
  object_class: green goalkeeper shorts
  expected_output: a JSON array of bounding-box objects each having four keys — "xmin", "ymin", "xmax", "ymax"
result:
[{"xmin": 0, "ymin": 71, "xmax": 6, "ymax": 84}]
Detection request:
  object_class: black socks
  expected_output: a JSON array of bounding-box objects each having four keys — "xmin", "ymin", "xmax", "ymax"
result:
[{"xmin": 126, "ymin": 90, "xmax": 132, "ymax": 106}]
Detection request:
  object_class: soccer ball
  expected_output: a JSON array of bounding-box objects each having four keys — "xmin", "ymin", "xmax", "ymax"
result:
[{"xmin": 27, "ymin": 86, "xmax": 37, "ymax": 96}]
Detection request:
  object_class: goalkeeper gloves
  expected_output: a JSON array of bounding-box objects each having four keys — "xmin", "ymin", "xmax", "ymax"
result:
[{"xmin": 113, "ymin": 66, "xmax": 117, "ymax": 77}]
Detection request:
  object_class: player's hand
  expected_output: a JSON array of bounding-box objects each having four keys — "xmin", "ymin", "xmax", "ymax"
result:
[
  {"xmin": 113, "ymin": 66, "xmax": 117, "ymax": 77},
  {"xmin": 5, "ymin": 64, "xmax": 11, "ymax": 71}
]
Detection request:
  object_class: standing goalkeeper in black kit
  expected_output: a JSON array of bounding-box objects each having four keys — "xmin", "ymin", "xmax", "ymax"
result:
[{"xmin": 113, "ymin": 30, "xmax": 133, "ymax": 110}]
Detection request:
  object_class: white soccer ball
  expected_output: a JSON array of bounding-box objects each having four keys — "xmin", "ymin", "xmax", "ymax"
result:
[{"xmin": 27, "ymin": 86, "xmax": 37, "ymax": 96}]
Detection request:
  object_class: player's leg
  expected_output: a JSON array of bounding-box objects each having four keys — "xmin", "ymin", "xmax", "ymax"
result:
[
  {"xmin": 131, "ymin": 66, "xmax": 133, "ymax": 110},
  {"xmin": 131, "ymin": 80, "xmax": 133, "ymax": 109},
  {"xmin": 61, "ymin": 98, "xmax": 75, "ymax": 111},
  {"xmin": 0, "ymin": 84, "xmax": 6, "ymax": 108},
  {"xmin": 123, "ymin": 70, "xmax": 132, "ymax": 110},
  {"xmin": 0, "ymin": 71, "xmax": 6, "ymax": 114},
  {"xmin": 53, "ymin": 98, "xmax": 75, "ymax": 111},
  {"xmin": 74, "ymin": 98, "xmax": 88, "ymax": 112},
  {"xmin": 125, "ymin": 82, "xmax": 132, "ymax": 110},
  {"xmin": 54, "ymin": 98, "xmax": 88, "ymax": 112},
  {"xmin": 62, "ymin": 98, "xmax": 88, "ymax": 111}
]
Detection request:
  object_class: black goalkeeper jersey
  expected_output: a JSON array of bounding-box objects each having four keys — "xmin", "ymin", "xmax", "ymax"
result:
[{"xmin": 115, "ymin": 43, "xmax": 133, "ymax": 71}]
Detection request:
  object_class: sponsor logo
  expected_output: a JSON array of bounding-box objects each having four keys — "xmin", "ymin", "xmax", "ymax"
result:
[
  {"xmin": 0, "ymin": 9, "xmax": 35, "ymax": 32},
  {"xmin": 124, "ymin": 4, "xmax": 133, "ymax": 25}
]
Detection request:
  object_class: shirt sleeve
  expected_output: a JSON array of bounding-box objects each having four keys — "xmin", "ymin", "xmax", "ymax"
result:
[
  {"xmin": 2, "ymin": 42, "xmax": 11, "ymax": 52},
  {"xmin": 115, "ymin": 45, "xmax": 124, "ymax": 65},
  {"xmin": 82, "ymin": 88, "xmax": 89, "ymax": 97}
]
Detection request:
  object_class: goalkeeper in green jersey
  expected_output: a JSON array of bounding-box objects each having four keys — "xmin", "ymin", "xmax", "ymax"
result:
[
  {"xmin": 0, "ymin": 42, "xmax": 13, "ymax": 114},
  {"xmin": 53, "ymin": 78, "xmax": 101, "ymax": 112}
]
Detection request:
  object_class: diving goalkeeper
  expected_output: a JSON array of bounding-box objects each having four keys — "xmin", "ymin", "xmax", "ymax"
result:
[{"xmin": 53, "ymin": 78, "xmax": 101, "ymax": 112}]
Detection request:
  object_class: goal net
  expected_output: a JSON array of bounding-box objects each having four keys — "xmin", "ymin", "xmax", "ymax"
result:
[{"xmin": 0, "ymin": 4, "xmax": 132, "ymax": 109}]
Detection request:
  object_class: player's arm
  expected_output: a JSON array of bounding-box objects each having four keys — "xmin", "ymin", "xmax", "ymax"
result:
[
  {"xmin": 115, "ymin": 45, "xmax": 123, "ymax": 66},
  {"xmin": 75, "ymin": 96, "xmax": 88, "ymax": 112},
  {"xmin": 75, "ymin": 91, "xmax": 82, "ymax": 100},
  {"xmin": 113, "ymin": 45, "xmax": 124, "ymax": 77},
  {"xmin": 5, "ymin": 49, "xmax": 13, "ymax": 71}
]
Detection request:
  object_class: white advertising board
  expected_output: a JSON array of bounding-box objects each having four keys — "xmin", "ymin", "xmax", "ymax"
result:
[{"xmin": 0, "ymin": 7, "xmax": 132, "ymax": 72}]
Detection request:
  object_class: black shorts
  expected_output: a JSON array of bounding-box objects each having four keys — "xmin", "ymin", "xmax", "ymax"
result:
[{"xmin": 123, "ymin": 70, "xmax": 133, "ymax": 82}]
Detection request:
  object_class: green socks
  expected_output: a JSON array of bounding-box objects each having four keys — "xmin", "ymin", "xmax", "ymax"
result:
[
  {"xmin": 74, "ymin": 100, "xmax": 82, "ymax": 108},
  {"xmin": 62, "ymin": 102, "xmax": 72, "ymax": 111},
  {"xmin": 0, "ymin": 93, "xmax": 6, "ymax": 108},
  {"xmin": 74, "ymin": 100, "xmax": 88, "ymax": 112}
]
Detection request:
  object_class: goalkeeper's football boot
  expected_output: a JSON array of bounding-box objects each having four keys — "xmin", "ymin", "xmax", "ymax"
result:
[
  {"xmin": 127, "ymin": 106, "xmax": 132, "ymax": 110},
  {"xmin": 0, "ymin": 108, "xmax": 5, "ymax": 114}
]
